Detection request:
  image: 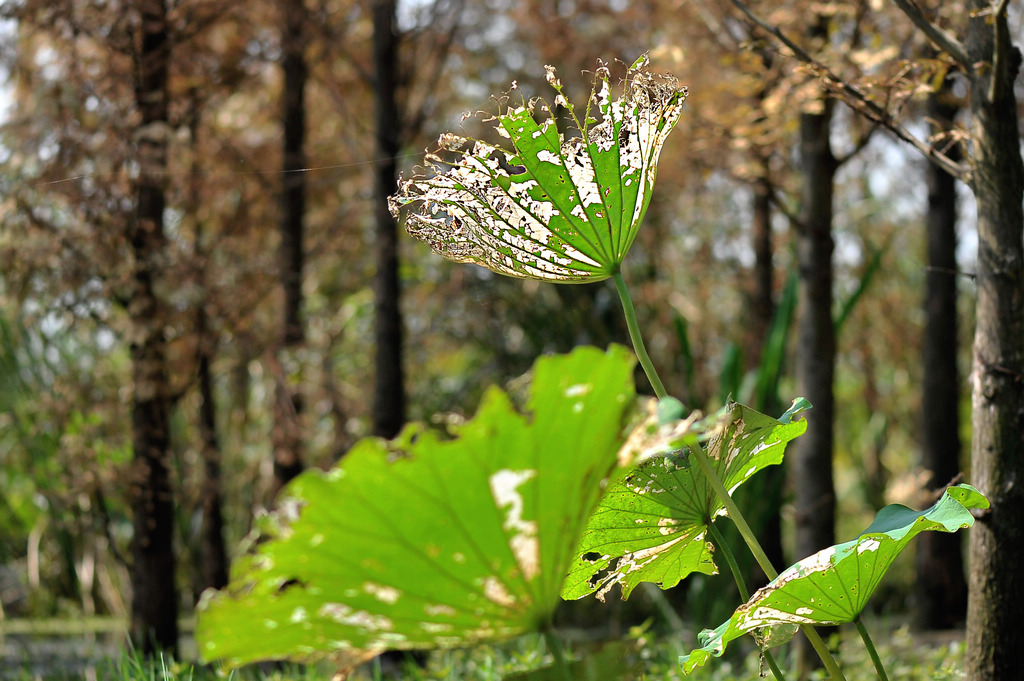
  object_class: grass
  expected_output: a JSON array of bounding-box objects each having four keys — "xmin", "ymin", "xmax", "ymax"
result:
[
  {"xmin": 0, "ymin": 619, "xmax": 130, "ymax": 636},
  {"xmin": 0, "ymin": 620, "xmax": 965, "ymax": 681}
]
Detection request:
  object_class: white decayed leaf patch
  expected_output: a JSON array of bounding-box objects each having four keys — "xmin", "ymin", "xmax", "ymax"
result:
[{"xmin": 389, "ymin": 55, "xmax": 688, "ymax": 282}]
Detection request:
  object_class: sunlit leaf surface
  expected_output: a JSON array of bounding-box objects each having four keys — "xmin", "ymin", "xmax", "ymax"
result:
[
  {"xmin": 680, "ymin": 484, "xmax": 989, "ymax": 674},
  {"xmin": 196, "ymin": 346, "xmax": 637, "ymax": 669},
  {"xmin": 389, "ymin": 55, "xmax": 687, "ymax": 281},
  {"xmin": 562, "ymin": 400, "xmax": 809, "ymax": 601}
]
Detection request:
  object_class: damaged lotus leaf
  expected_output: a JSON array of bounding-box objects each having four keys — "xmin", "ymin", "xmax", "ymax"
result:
[
  {"xmin": 388, "ymin": 55, "xmax": 687, "ymax": 281},
  {"xmin": 195, "ymin": 346, "xmax": 639, "ymax": 670},
  {"xmin": 562, "ymin": 399, "xmax": 810, "ymax": 601},
  {"xmin": 680, "ymin": 484, "xmax": 989, "ymax": 674}
]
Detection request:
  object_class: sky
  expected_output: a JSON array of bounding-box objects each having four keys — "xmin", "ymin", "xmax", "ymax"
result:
[{"xmin": 0, "ymin": 17, "xmax": 13, "ymax": 126}]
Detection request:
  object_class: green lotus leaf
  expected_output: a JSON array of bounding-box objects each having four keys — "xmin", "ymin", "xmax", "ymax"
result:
[
  {"xmin": 389, "ymin": 55, "xmax": 687, "ymax": 281},
  {"xmin": 196, "ymin": 346, "xmax": 638, "ymax": 669},
  {"xmin": 680, "ymin": 484, "xmax": 989, "ymax": 674},
  {"xmin": 562, "ymin": 399, "xmax": 809, "ymax": 601}
]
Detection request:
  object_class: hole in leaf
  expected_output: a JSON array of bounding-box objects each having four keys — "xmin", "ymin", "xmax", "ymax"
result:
[
  {"xmin": 587, "ymin": 563, "xmax": 615, "ymax": 589},
  {"xmin": 276, "ymin": 578, "xmax": 306, "ymax": 595},
  {"xmin": 489, "ymin": 151, "xmax": 525, "ymax": 175}
]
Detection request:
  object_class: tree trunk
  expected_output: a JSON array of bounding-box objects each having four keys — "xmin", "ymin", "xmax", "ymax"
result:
[
  {"xmin": 749, "ymin": 166, "xmax": 785, "ymax": 583},
  {"xmin": 197, "ymin": 323, "xmax": 228, "ymax": 593},
  {"xmin": 129, "ymin": 0, "xmax": 178, "ymax": 655},
  {"xmin": 746, "ymin": 48, "xmax": 785, "ymax": 583},
  {"xmin": 964, "ymin": 4, "xmax": 1024, "ymax": 678},
  {"xmin": 793, "ymin": 98, "xmax": 836, "ymax": 561},
  {"xmin": 272, "ymin": 0, "xmax": 308, "ymax": 494},
  {"xmin": 913, "ymin": 84, "xmax": 966, "ymax": 631},
  {"xmin": 750, "ymin": 170, "xmax": 776, "ymax": 369},
  {"xmin": 793, "ymin": 70, "xmax": 837, "ymax": 673},
  {"xmin": 371, "ymin": 0, "xmax": 406, "ymax": 439},
  {"xmin": 187, "ymin": 89, "xmax": 229, "ymax": 595}
]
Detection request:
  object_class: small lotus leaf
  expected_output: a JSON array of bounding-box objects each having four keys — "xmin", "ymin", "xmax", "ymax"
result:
[
  {"xmin": 680, "ymin": 484, "xmax": 989, "ymax": 674},
  {"xmin": 562, "ymin": 400, "xmax": 809, "ymax": 601}
]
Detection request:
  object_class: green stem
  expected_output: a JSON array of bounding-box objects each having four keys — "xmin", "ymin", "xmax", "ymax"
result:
[
  {"xmin": 543, "ymin": 629, "xmax": 573, "ymax": 681},
  {"xmin": 690, "ymin": 443, "xmax": 846, "ymax": 680},
  {"xmin": 613, "ymin": 271, "xmax": 667, "ymax": 399},
  {"xmin": 800, "ymin": 627, "xmax": 845, "ymax": 681},
  {"xmin": 709, "ymin": 523, "xmax": 787, "ymax": 681},
  {"xmin": 854, "ymin": 616, "xmax": 889, "ymax": 681},
  {"xmin": 689, "ymin": 444, "xmax": 776, "ymax": 580},
  {"xmin": 613, "ymin": 270, "xmax": 845, "ymax": 680},
  {"xmin": 764, "ymin": 648, "xmax": 788, "ymax": 681},
  {"xmin": 708, "ymin": 522, "xmax": 751, "ymax": 602}
]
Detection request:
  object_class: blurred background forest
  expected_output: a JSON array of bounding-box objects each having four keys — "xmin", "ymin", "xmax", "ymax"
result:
[{"xmin": 0, "ymin": 0, "xmax": 1021, "ymax": 674}]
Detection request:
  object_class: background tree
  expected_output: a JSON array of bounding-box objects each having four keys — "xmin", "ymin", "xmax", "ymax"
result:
[
  {"xmin": 1, "ymin": 1, "xmax": 144, "ymax": 624},
  {"xmin": 727, "ymin": 0, "xmax": 1023, "ymax": 675},
  {"xmin": 913, "ymin": 73, "xmax": 966, "ymax": 630},
  {"xmin": 186, "ymin": 87, "xmax": 229, "ymax": 594},
  {"xmin": 272, "ymin": 0, "xmax": 310, "ymax": 494},
  {"xmin": 958, "ymin": 2, "xmax": 1024, "ymax": 676},
  {"xmin": 128, "ymin": 0, "xmax": 179, "ymax": 653},
  {"xmin": 0, "ymin": 0, "xmax": 281, "ymax": 638},
  {"xmin": 371, "ymin": 0, "xmax": 405, "ymax": 439},
  {"xmin": 792, "ymin": 15, "xmax": 837, "ymax": 565}
]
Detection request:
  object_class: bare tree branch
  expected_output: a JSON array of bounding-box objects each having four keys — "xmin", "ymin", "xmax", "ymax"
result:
[
  {"xmin": 403, "ymin": 0, "xmax": 465, "ymax": 139},
  {"xmin": 685, "ymin": 0, "xmax": 747, "ymax": 53},
  {"xmin": 728, "ymin": 0, "xmax": 970, "ymax": 182},
  {"xmin": 767, "ymin": 184, "xmax": 807, "ymax": 234},
  {"xmin": 313, "ymin": 20, "xmax": 375, "ymax": 86},
  {"xmin": 889, "ymin": 0, "xmax": 972, "ymax": 70},
  {"xmin": 990, "ymin": 0, "xmax": 1012, "ymax": 102},
  {"xmin": 836, "ymin": 123, "xmax": 879, "ymax": 167}
]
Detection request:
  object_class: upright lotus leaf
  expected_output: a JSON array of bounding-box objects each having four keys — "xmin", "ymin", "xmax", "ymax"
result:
[
  {"xmin": 388, "ymin": 55, "xmax": 687, "ymax": 282},
  {"xmin": 680, "ymin": 484, "xmax": 989, "ymax": 674},
  {"xmin": 563, "ymin": 399, "xmax": 810, "ymax": 601},
  {"xmin": 196, "ymin": 346, "xmax": 638, "ymax": 670}
]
